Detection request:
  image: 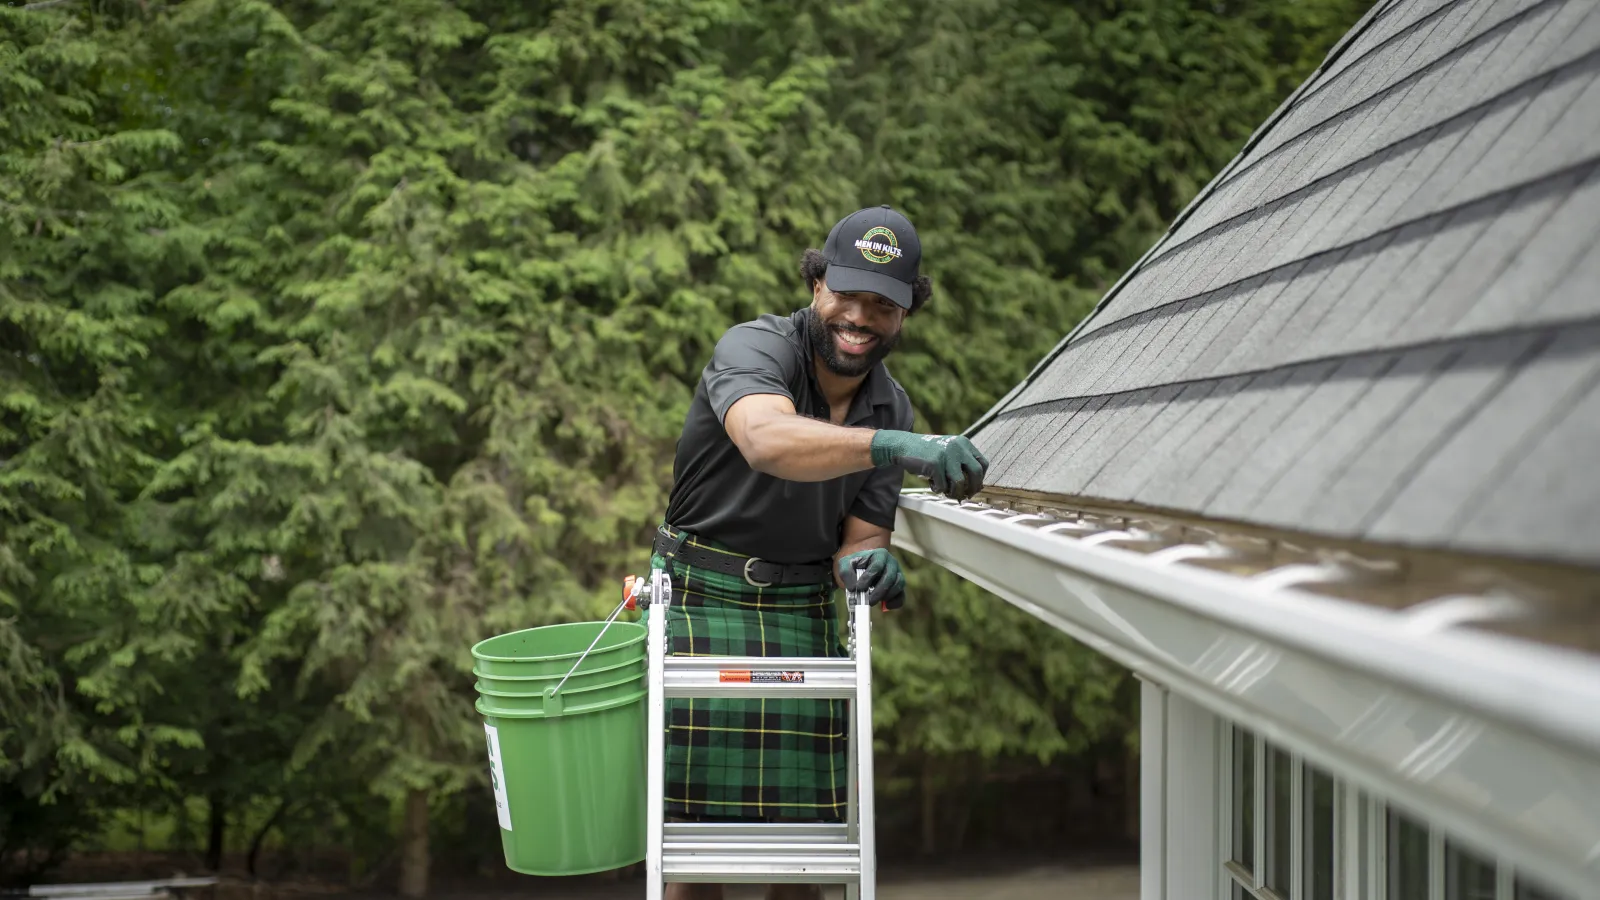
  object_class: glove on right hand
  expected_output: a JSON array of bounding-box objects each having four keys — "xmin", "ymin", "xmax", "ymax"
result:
[
  {"xmin": 870, "ymin": 430, "xmax": 990, "ymax": 500},
  {"xmin": 838, "ymin": 548, "xmax": 905, "ymax": 610}
]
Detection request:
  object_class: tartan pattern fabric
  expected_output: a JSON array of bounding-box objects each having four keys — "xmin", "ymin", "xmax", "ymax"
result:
[{"xmin": 653, "ymin": 527, "xmax": 847, "ymax": 822}]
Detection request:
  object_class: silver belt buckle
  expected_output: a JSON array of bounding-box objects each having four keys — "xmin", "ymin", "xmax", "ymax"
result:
[{"xmin": 743, "ymin": 557, "xmax": 773, "ymax": 588}]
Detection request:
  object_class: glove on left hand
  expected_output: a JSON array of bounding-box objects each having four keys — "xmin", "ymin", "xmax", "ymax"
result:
[{"xmin": 838, "ymin": 548, "xmax": 905, "ymax": 610}]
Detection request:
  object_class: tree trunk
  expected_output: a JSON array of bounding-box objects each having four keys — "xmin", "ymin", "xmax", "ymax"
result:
[
  {"xmin": 919, "ymin": 763, "xmax": 937, "ymax": 856},
  {"xmin": 948, "ymin": 768, "xmax": 979, "ymax": 855},
  {"xmin": 398, "ymin": 789, "xmax": 429, "ymax": 899},
  {"xmin": 205, "ymin": 792, "xmax": 226, "ymax": 872},
  {"xmin": 248, "ymin": 797, "xmax": 292, "ymax": 878}
]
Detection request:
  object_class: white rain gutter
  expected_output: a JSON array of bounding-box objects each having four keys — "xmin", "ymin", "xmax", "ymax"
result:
[{"xmin": 891, "ymin": 490, "xmax": 1600, "ymax": 899}]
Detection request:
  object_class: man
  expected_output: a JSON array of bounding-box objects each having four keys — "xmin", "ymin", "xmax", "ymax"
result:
[{"xmin": 650, "ymin": 205, "xmax": 989, "ymax": 900}]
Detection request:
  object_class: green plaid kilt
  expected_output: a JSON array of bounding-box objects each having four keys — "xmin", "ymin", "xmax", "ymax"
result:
[{"xmin": 652, "ymin": 526, "xmax": 847, "ymax": 822}]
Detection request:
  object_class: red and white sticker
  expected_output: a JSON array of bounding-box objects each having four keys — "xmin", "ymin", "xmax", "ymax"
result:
[{"xmin": 718, "ymin": 670, "xmax": 806, "ymax": 684}]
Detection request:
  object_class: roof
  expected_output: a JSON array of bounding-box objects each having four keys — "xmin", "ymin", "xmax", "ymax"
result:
[{"xmin": 969, "ymin": 0, "xmax": 1600, "ymax": 569}]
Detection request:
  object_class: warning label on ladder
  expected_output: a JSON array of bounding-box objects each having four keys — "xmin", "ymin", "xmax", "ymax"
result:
[
  {"xmin": 484, "ymin": 723, "xmax": 512, "ymax": 831},
  {"xmin": 718, "ymin": 670, "xmax": 805, "ymax": 683}
]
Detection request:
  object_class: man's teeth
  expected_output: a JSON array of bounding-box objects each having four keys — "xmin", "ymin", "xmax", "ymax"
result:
[{"xmin": 839, "ymin": 331, "xmax": 873, "ymax": 345}]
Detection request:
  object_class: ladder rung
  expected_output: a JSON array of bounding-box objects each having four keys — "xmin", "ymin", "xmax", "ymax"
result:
[
  {"xmin": 664, "ymin": 822, "xmax": 851, "ymax": 844},
  {"xmin": 662, "ymin": 843, "xmax": 861, "ymax": 883},
  {"xmin": 663, "ymin": 655, "xmax": 857, "ymax": 699},
  {"xmin": 665, "ymin": 842, "xmax": 856, "ymax": 854}
]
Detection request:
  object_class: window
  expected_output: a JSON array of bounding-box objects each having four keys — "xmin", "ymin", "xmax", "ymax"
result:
[
  {"xmin": 1232, "ymin": 724, "xmax": 1256, "ymax": 872},
  {"xmin": 1219, "ymin": 727, "xmax": 1580, "ymax": 900},
  {"xmin": 1374, "ymin": 806, "xmax": 1572, "ymax": 900},
  {"xmin": 1386, "ymin": 810, "xmax": 1430, "ymax": 900},
  {"xmin": 1223, "ymin": 728, "xmax": 1334, "ymax": 900},
  {"xmin": 1266, "ymin": 746, "xmax": 1294, "ymax": 895},
  {"xmin": 1517, "ymin": 875, "xmax": 1571, "ymax": 900},
  {"xmin": 1305, "ymin": 768, "xmax": 1335, "ymax": 900},
  {"xmin": 1446, "ymin": 841, "xmax": 1497, "ymax": 900}
]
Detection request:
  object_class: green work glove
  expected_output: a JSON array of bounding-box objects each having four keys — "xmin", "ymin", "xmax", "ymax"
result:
[
  {"xmin": 870, "ymin": 430, "xmax": 991, "ymax": 500},
  {"xmin": 838, "ymin": 548, "xmax": 905, "ymax": 610}
]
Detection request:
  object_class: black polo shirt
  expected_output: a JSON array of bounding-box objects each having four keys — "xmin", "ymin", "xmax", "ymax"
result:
[{"xmin": 664, "ymin": 307, "xmax": 915, "ymax": 565}]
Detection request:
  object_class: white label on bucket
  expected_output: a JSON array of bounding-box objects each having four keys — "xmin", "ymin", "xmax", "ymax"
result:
[{"xmin": 484, "ymin": 722, "xmax": 512, "ymax": 831}]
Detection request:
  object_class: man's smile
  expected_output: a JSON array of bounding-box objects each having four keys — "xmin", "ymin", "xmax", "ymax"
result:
[{"xmin": 833, "ymin": 325, "xmax": 877, "ymax": 354}]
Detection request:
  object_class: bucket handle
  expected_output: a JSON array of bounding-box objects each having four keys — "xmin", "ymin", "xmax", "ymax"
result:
[{"xmin": 548, "ymin": 593, "xmax": 634, "ymax": 698}]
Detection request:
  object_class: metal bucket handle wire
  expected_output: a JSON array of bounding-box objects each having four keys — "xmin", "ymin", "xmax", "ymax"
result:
[{"xmin": 548, "ymin": 589, "xmax": 637, "ymax": 699}]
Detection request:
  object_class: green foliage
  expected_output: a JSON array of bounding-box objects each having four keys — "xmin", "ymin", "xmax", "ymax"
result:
[
  {"xmin": 0, "ymin": 0, "xmax": 1372, "ymax": 872},
  {"xmin": 874, "ymin": 567, "xmax": 1130, "ymax": 763}
]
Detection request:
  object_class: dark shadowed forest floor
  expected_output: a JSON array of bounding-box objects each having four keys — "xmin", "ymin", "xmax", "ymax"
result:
[
  {"xmin": 438, "ymin": 865, "xmax": 1142, "ymax": 898},
  {"xmin": 476, "ymin": 863, "xmax": 1142, "ymax": 898},
  {"xmin": 25, "ymin": 849, "xmax": 1139, "ymax": 900},
  {"xmin": 432, "ymin": 853, "xmax": 1140, "ymax": 899}
]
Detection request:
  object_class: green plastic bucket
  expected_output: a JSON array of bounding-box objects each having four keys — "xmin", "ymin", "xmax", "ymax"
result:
[
  {"xmin": 471, "ymin": 620, "xmax": 647, "ymax": 876},
  {"xmin": 471, "ymin": 652, "xmax": 645, "ymax": 694},
  {"xmin": 473, "ymin": 674, "xmax": 645, "ymax": 714},
  {"xmin": 473, "ymin": 621, "xmax": 646, "ymax": 677}
]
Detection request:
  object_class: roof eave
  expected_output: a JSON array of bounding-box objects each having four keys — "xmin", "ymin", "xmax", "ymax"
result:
[{"xmin": 892, "ymin": 489, "xmax": 1600, "ymax": 897}]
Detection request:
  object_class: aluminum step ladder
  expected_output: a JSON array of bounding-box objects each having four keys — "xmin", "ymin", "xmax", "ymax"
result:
[{"xmin": 625, "ymin": 567, "xmax": 878, "ymax": 899}]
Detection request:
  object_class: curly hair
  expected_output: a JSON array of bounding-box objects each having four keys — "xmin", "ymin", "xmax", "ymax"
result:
[{"xmin": 800, "ymin": 248, "xmax": 931, "ymax": 315}]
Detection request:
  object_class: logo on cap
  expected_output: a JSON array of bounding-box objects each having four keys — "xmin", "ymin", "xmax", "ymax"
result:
[{"xmin": 855, "ymin": 226, "xmax": 902, "ymax": 264}]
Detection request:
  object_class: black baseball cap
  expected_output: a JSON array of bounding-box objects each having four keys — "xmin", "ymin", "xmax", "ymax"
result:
[{"xmin": 820, "ymin": 205, "xmax": 922, "ymax": 309}]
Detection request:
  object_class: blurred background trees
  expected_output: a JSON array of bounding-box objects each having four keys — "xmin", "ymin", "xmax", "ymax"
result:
[{"xmin": 1, "ymin": 0, "xmax": 1371, "ymax": 891}]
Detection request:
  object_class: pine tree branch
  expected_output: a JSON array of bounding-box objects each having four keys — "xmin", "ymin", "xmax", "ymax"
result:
[
  {"xmin": 22, "ymin": 0, "xmax": 81, "ymax": 10},
  {"xmin": 0, "ymin": 199, "xmax": 99, "ymax": 220}
]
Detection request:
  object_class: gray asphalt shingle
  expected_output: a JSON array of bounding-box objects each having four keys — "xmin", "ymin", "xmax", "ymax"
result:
[
  {"xmin": 1368, "ymin": 326, "xmax": 1600, "ymax": 547},
  {"xmin": 1088, "ymin": 383, "xmax": 1215, "ymax": 501},
  {"xmin": 968, "ymin": 0, "xmax": 1600, "ymax": 567},
  {"xmin": 1206, "ymin": 354, "xmax": 1396, "ymax": 521},
  {"xmin": 1454, "ymin": 365, "xmax": 1600, "ymax": 560}
]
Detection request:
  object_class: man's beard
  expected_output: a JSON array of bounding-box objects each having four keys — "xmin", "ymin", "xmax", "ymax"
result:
[{"xmin": 807, "ymin": 307, "xmax": 900, "ymax": 377}]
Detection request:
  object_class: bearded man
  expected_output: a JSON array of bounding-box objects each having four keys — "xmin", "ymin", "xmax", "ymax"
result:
[{"xmin": 649, "ymin": 205, "xmax": 989, "ymax": 900}]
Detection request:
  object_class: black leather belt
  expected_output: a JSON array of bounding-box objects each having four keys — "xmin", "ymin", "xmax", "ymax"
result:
[{"xmin": 654, "ymin": 526, "xmax": 835, "ymax": 587}]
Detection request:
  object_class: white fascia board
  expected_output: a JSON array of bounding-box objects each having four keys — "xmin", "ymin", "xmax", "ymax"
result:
[{"xmin": 891, "ymin": 491, "xmax": 1600, "ymax": 899}]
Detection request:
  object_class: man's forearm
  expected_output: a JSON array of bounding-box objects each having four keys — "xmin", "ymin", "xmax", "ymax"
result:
[{"xmin": 742, "ymin": 414, "xmax": 878, "ymax": 482}]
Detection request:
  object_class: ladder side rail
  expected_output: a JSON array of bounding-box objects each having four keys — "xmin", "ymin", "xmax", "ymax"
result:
[
  {"xmin": 846, "ymin": 586, "xmax": 861, "ymax": 900},
  {"xmin": 847, "ymin": 683, "xmax": 859, "ymax": 844},
  {"xmin": 853, "ymin": 596, "xmax": 877, "ymax": 900},
  {"xmin": 645, "ymin": 569, "xmax": 670, "ymax": 900}
]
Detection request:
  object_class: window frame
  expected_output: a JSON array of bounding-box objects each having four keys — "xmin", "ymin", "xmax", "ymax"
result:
[{"xmin": 1216, "ymin": 725, "xmax": 1566, "ymax": 900}]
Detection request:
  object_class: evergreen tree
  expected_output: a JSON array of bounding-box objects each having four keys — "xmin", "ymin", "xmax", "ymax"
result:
[{"xmin": 1, "ymin": 0, "xmax": 1373, "ymax": 882}]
